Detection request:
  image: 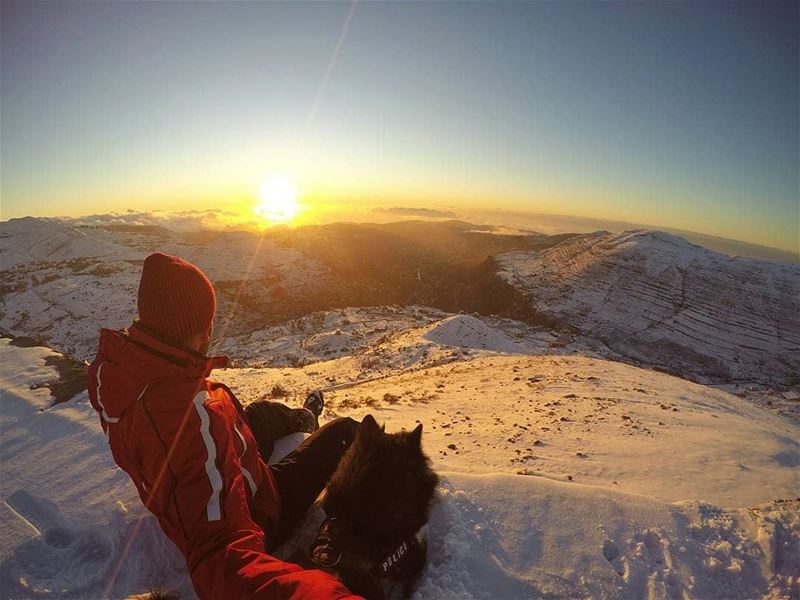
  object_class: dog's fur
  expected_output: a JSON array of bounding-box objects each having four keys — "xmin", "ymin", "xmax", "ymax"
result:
[{"xmin": 322, "ymin": 415, "xmax": 439, "ymax": 598}]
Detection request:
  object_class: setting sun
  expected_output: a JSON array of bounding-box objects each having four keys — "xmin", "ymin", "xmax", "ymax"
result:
[{"xmin": 255, "ymin": 174, "xmax": 301, "ymax": 223}]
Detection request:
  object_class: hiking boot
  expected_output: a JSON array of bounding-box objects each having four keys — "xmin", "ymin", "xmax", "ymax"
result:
[
  {"xmin": 303, "ymin": 390, "xmax": 324, "ymax": 418},
  {"xmin": 296, "ymin": 390, "xmax": 324, "ymax": 433}
]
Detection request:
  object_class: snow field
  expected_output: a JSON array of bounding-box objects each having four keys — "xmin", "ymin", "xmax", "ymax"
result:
[
  {"xmin": 414, "ymin": 474, "xmax": 799, "ymax": 599},
  {"xmin": 224, "ymin": 354, "xmax": 799, "ymax": 508},
  {"xmin": 223, "ymin": 349, "xmax": 800, "ymax": 599},
  {"xmin": 2, "ymin": 334, "xmax": 799, "ymax": 598}
]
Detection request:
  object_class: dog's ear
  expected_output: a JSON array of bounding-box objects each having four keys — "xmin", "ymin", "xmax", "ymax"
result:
[
  {"xmin": 410, "ymin": 423, "xmax": 423, "ymax": 445},
  {"xmin": 358, "ymin": 414, "xmax": 381, "ymax": 439}
]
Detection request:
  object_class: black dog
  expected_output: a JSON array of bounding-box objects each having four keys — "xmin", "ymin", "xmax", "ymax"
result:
[{"xmin": 313, "ymin": 414, "xmax": 439, "ymax": 599}]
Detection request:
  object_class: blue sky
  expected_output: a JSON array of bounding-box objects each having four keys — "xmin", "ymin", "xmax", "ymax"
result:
[{"xmin": 1, "ymin": 1, "xmax": 797, "ymax": 251}]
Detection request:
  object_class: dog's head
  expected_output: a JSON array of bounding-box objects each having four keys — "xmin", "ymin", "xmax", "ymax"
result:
[{"xmin": 323, "ymin": 414, "xmax": 438, "ymax": 557}]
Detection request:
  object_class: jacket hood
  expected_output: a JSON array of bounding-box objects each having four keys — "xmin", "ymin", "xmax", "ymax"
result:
[{"xmin": 89, "ymin": 322, "xmax": 228, "ymax": 420}]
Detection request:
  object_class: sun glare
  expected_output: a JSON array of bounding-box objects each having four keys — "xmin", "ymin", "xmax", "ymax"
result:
[{"xmin": 255, "ymin": 174, "xmax": 301, "ymax": 223}]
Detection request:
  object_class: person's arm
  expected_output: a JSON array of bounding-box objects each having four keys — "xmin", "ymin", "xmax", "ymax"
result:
[{"xmin": 144, "ymin": 395, "xmax": 360, "ymax": 600}]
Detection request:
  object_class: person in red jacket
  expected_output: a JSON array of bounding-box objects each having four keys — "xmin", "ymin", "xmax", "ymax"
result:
[{"xmin": 87, "ymin": 252, "xmax": 361, "ymax": 599}]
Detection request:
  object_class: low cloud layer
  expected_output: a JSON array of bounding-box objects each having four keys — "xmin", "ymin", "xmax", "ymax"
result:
[
  {"xmin": 63, "ymin": 209, "xmax": 263, "ymax": 232},
  {"xmin": 372, "ymin": 206, "xmax": 458, "ymax": 219}
]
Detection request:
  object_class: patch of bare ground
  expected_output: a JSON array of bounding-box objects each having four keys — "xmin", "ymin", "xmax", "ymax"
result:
[{"xmin": 5, "ymin": 335, "xmax": 87, "ymax": 405}]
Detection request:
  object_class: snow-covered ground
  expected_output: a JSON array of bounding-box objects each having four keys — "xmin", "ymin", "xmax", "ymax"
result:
[
  {"xmin": 225, "ymin": 352, "xmax": 798, "ymax": 509},
  {"xmin": 419, "ymin": 474, "xmax": 798, "ymax": 599},
  {"xmin": 215, "ymin": 305, "xmax": 449, "ymax": 368},
  {"xmin": 3, "ymin": 334, "xmax": 798, "ymax": 599}
]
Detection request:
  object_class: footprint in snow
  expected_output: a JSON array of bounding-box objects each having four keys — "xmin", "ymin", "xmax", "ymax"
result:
[
  {"xmin": 1, "ymin": 490, "xmax": 114, "ymax": 596},
  {"xmin": 602, "ymin": 538, "xmax": 626, "ymax": 577}
]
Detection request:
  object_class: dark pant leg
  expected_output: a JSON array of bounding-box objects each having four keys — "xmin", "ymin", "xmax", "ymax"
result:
[
  {"xmin": 268, "ymin": 417, "xmax": 359, "ymax": 549},
  {"xmin": 244, "ymin": 400, "xmax": 314, "ymax": 459}
]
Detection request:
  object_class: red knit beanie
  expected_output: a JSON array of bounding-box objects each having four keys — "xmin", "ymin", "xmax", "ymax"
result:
[{"xmin": 137, "ymin": 252, "xmax": 216, "ymax": 343}]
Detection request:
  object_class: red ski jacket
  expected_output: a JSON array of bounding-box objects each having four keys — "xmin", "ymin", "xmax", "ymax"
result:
[{"xmin": 87, "ymin": 323, "xmax": 358, "ymax": 599}]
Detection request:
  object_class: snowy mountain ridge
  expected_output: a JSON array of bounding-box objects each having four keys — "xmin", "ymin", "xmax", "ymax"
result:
[
  {"xmin": 3, "ymin": 219, "xmax": 798, "ymax": 391},
  {"xmin": 0, "ymin": 217, "xmax": 136, "ymax": 270},
  {"xmin": 0, "ymin": 219, "xmax": 328, "ymax": 358},
  {"xmin": 497, "ymin": 229, "xmax": 800, "ymax": 387}
]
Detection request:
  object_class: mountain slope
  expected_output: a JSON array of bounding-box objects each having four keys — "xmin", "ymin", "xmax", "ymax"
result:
[
  {"xmin": 0, "ymin": 219, "xmax": 328, "ymax": 359},
  {"xmin": 496, "ymin": 230, "xmax": 800, "ymax": 386},
  {"xmin": 224, "ymin": 353, "xmax": 798, "ymax": 508},
  {"xmin": 0, "ymin": 217, "xmax": 133, "ymax": 270}
]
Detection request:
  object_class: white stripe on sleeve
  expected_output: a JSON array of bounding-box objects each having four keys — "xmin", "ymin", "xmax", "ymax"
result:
[
  {"xmin": 95, "ymin": 363, "xmax": 120, "ymax": 424},
  {"xmin": 192, "ymin": 392, "xmax": 223, "ymax": 522},
  {"xmin": 233, "ymin": 424, "xmax": 258, "ymax": 497}
]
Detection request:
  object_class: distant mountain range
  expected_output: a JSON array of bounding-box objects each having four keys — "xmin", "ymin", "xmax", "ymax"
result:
[
  {"xmin": 1, "ymin": 217, "xmax": 798, "ymax": 388},
  {"xmin": 458, "ymin": 209, "xmax": 800, "ymax": 264}
]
